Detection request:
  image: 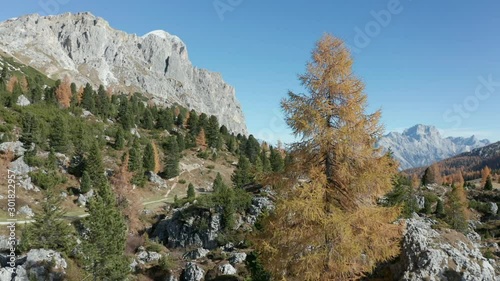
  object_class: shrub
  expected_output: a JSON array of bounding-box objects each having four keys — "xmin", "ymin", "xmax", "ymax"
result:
[{"xmin": 29, "ymin": 170, "xmax": 66, "ymax": 190}]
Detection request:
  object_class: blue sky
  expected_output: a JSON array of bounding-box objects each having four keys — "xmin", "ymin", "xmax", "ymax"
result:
[{"xmin": 1, "ymin": 1, "xmax": 500, "ymax": 143}]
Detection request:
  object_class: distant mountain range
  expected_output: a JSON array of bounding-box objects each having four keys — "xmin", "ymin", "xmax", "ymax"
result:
[
  {"xmin": 404, "ymin": 140, "xmax": 500, "ymax": 180},
  {"xmin": 377, "ymin": 124, "xmax": 490, "ymax": 170}
]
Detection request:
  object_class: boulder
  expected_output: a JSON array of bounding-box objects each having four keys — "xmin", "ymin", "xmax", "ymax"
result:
[
  {"xmin": 246, "ymin": 196, "xmax": 274, "ymax": 225},
  {"xmin": 151, "ymin": 207, "xmax": 221, "ymax": 250},
  {"xmin": 229, "ymin": 252, "xmax": 247, "ymax": 265},
  {"xmin": 77, "ymin": 189, "xmax": 94, "ymax": 206},
  {"xmin": 0, "ymin": 141, "xmax": 26, "ymax": 157},
  {"xmin": 218, "ymin": 263, "xmax": 237, "ymax": 275},
  {"xmin": 182, "ymin": 262, "xmax": 204, "ymax": 281},
  {"xmin": 0, "ymin": 268, "xmax": 12, "ymax": 281},
  {"xmin": 415, "ymin": 195, "xmax": 425, "ymax": 210},
  {"xmin": 17, "ymin": 206, "xmax": 34, "ymax": 218},
  {"xmin": 398, "ymin": 214, "xmax": 496, "ymax": 281},
  {"xmin": 19, "ymin": 176, "xmax": 38, "ymax": 192},
  {"xmin": 146, "ymin": 171, "xmax": 168, "ymax": 188},
  {"xmin": 81, "ymin": 110, "xmax": 93, "ymax": 117},
  {"xmin": 489, "ymin": 202, "xmax": 498, "ymax": 215},
  {"xmin": 16, "ymin": 95, "xmax": 30, "ymax": 107},
  {"xmin": 24, "ymin": 249, "xmax": 67, "ymax": 270},
  {"xmin": 136, "ymin": 250, "xmax": 162, "ymax": 264},
  {"xmin": 183, "ymin": 248, "xmax": 209, "ymax": 260},
  {"xmin": 8, "ymin": 156, "xmax": 34, "ymax": 176},
  {"xmin": 0, "ymin": 236, "xmax": 12, "ymax": 252},
  {"xmin": 130, "ymin": 127, "xmax": 141, "ymax": 138}
]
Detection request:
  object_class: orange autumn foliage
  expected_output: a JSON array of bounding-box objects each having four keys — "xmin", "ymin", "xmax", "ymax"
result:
[{"xmin": 55, "ymin": 76, "xmax": 72, "ymax": 108}]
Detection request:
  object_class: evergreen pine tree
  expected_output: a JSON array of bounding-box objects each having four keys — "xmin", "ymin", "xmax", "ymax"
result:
[
  {"xmin": 141, "ymin": 108, "xmax": 154, "ymax": 129},
  {"xmin": 128, "ymin": 139, "xmax": 142, "ymax": 172},
  {"xmin": 177, "ymin": 133, "xmax": 185, "ymax": 151},
  {"xmin": 30, "ymin": 83, "xmax": 43, "ymax": 104},
  {"xmin": 175, "ymin": 109, "xmax": 186, "ymax": 128},
  {"xmin": 206, "ymin": 115, "xmax": 220, "ymax": 149},
  {"xmin": 80, "ymin": 171, "xmax": 92, "ymax": 194},
  {"xmin": 187, "ymin": 109, "xmax": 199, "ymax": 135},
  {"xmin": 20, "ymin": 112, "xmax": 40, "ymax": 149},
  {"xmin": 197, "ymin": 113, "xmax": 208, "ymax": 131},
  {"xmin": 187, "ymin": 183, "xmax": 196, "ymax": 199},
  {"xmin": 260, "ymin": 150, "xmax": 272, "ymax": 173},
  {"xmin": 231, "ymin": 155, "xmax": 253, "ymax": 188},
  {"xmin": 82, "ymin": 177, "xmax": 129, "ymax": 280},
  {"xmin": 143, "ymin": 141, "xmax": 156, "ymax": 172},
  {"xmin": 44, "ymin": 86, "xmax": 57, "ymax": 105},
  {"xmin": 213, "ymin": 173, "xmax": 225, "ymax": 193},
  {"xmin": 269, "ymin": 146, "xmax": 284, "ymax": 172},
  {"xmin": 96, "ymin": 85, "xmax": 111, "ymax": 118},
  {"xmin": 220, "ymin": 125, "xmax": 229, "ymax": 136},
  {"xmin": 423, "ymin": 198, "xmax": 433, "ymax": 214},
  {"xmin": 118, "ymin": 96, "xmax": 133, "ymax": 130},
  {"xmin": 85, "ymin": 142, "xmax": 106, "ymax": 188},
  {"xmin": 436, "ymin": 199, "xmax": 445, "ymax": 217},
  {"xmin": 163, "ymin": 136, "xmax": 180, "ymax": 179},
  {"xmin": 484, "ymin": 175, "xmax": 493, "ymax": 191},
  {"xmin": 156, "ymin": 108, "xmax": 174, "ymax": 131},
  {"xmin": 114, "ymin": 127, "xmax": 125, "ymax": 150},
  {"xmin": 19, "ymin": 190, "xmax": 75, "ymax": 254},
  {"xmin": 81, "ymin": 83, "xmax": 95, "ymax": 112},
  {"xmin": 49, "ymin": 116, "xmax": 69, "ymax": 153},
  {"xmin": 46, "ymin": 149, "xmax": 58, "ymax": 171},
  {"xmin": 245, "ymin": 135, "xmax": 260, "ymax": 163}
]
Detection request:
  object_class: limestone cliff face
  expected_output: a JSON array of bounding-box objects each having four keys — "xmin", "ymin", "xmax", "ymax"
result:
[{"xmin": 0, "ymin": 12, "xmax": 247, "ymax": 135}]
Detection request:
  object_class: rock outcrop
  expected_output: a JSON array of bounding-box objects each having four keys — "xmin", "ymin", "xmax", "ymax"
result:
[
  {"xmin": 398, "ymin": 214, "xmax": 497, "ymax": 281},
  {"xmin": 0, "ymin": 249, "xmax": 67, "ymax": 281},
  {"xmin": 0, "ymin": 12, "xmax": 247, "ymax": 135},
  {"xmin": 151, "ymin": 206, "xmax": 222, "ymax": 250}
]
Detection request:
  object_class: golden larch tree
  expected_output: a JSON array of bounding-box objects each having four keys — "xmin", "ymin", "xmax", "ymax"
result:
[
  {"xmin": 196, "ymin": 128, "xmax": 207, "ymax": 149},
  {"xmin": 55, "ymin": 76, "xmax": 72, "ymax": 108},
  {"xmin": 481, "ymin": 166, "xmax": 491, "ymax": 186},
  {"xmin": 6, "ymin": 76, "xmax": 18, "ymax": 93},
  {"xmin": 254, "ymin": 34, "xmax": 402, "ymax": 280},
  {"xmin": 111, "ymin": 152, "xmax": 143, "ymax": 233},
  {"xmin": 152, "ymin": 141, "xmax": 162, "ymax": 174},
  {"xmin": 445, "ymin": 183, "xmax": 470, "ymax": 232}
]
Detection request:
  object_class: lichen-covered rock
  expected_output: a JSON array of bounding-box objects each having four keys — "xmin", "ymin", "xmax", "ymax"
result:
[
  {"xmin": 16, "ymin": 95, "xmax": 30, "ymax": 107},
  {"xmin": 146, "ymin": 171, "xmax": 168, "ymax": 188},
  {"xmin": 183, "ymin": 248, "xmax": 209, "ymax": 260},
  {"xmin": 229, "ymin": 252, "xmax": 247, "ymax": 265},
  {"xmin": 0, "ymin": 13, "xmax": 247, "ymax": 135},
  {"xmin": 151, "ymin": 207, "xmax": 221, "ymax": 250},
  {"xmin": 17, "ymin": 206, "xmax": 34, "ymax": 218},
  {"xmin": 489, "ymin": 202, "xmax": 498, "ymax": 215},
  {"xmin": 135, "ymin": 250, "xmax": 162, "ymax": 264},
  {"xmin": 399, "ymin": 214, "xmax": 497, "ymax": 281},
  {"xmin": 8, "ymin": 156, "xmax": 34, "ymax": 176},
  {"xmin": 77, "ymin": 189, "xmax": 94, "ymax": 206},
  {"xmin": 182, "ymin": 262, "xmax": 204, "ymax": 281},
  {"xmin": 218, "ymin": 263, "xmax": 237, "ymax": 275},
  {"xmin": 0, "ymin": 141, "xmax": 26, "ymax": 157}
]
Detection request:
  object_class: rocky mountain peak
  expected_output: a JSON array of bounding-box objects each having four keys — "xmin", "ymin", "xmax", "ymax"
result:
[
  {"xmin": 403, "ymin": 124, "xmax": 441, "ymax": 139},
  {"xmin": 377, "ymin": 124, "xmax": 490, "ymax": 170},
  {"xmin": 0, "ymin": 12, "xmax": 247, "ymax": 135}
]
